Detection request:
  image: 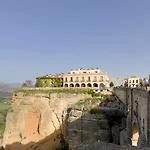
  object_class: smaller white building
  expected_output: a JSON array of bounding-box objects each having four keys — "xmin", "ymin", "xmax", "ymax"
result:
[{"xmin": 125, "ymin": 76, "xmax": 140, "ymax": 88}]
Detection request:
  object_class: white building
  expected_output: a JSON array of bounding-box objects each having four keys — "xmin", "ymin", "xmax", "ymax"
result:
[
  {"xmin": 125, "ymin": 76, "xmax": 140, "ymax": 88},
  {"xmin": 63, "ymin": 68, "xmax": 110, "ymax": 91}
]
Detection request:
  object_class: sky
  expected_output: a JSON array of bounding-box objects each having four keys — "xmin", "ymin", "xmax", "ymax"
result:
[{"xmin": 0, "ymin": 0, "xmax": 150, "ymax": 83}]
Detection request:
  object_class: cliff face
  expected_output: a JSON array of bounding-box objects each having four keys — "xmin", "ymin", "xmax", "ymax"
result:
[
  {"xmin": 3, "ymin": 92, "xmax": 91, "ymax": 150},
  {"xmin": 67, "ymin": 96, "xmax": 126, "ymax": 149}
]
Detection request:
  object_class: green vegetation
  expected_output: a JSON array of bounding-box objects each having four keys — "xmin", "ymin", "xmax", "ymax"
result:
[
  {"xmin": 35, "ymin": 78, "xmax": 63, "ymax": 87},
  {"xmin": 51, "ymin": 78, "xmax": 63, "ymax": 87},
  {"xmin": 76, "ymin": 95, "xmax": 110, "ymax": 107},
  {"xmin": 0, "ymin": 99, "xmax": 12, "ymax": 138},
  {"xmin": 76, "ymin": 97, "xmax": 101, "ymax": 106},
  {"xmin": 22, "ymin": 80, "xmax": 33, "ymax": 87},
  {"xmin": 35, "ymin": 78, "xmax": 44, "ymax": 87},
  {"xmin": 14, "ymin": 88, "xmax": 98, "ymax": 97},
  {"xmin": 109, "ymin": 82, "xmax": 114, "ymax": 87},
  {"xmin": 89, "ymin": 108, "xmax": 99, "ymax": 114}
]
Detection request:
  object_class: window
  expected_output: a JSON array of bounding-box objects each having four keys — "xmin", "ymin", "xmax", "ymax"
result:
[
  {"xmin": 88, "ymin": 77, "xmax": 91, "ymax": 81},
  {"xmin": 129, "ymin": 80, "xmax": 131, "ymax": 83},
  {"xmin": 82, "ymin": 77, "xmax": 84, "ymax": 81},
  {"xmin": 136, "ymin": 80, "xmax": 138, "ymax": 83},
  {"xmin": 70, "ymin": 77, "xmax": 73, "ymax": 82},
  {"xmin": 94, "ymin": 76, "xmax": 97, "ymax": 81},
  {"xmin": 65, "ymin": 77, "xmax": 67, "ymax": 82},
  {"xmin": 133, "ymin": 80, "xmax": 135, "ymax": 83},
  {"xmin": 83, "ymin": 72, "xmax": 86, "ymax": 73},
  {"xmin": 76, "ymin": 77, "xmax": 79, "ymax": 81},
  {"xmin": 72, "ymin": 72, "xmax": 75, "ymax": 74},
  {"xmin": 100, "ymin": 76, "xmax": 103, "ymax": 81},
  {"xmin": 95, "ymin": 71, "xmax": 98, "ymax": 73}
]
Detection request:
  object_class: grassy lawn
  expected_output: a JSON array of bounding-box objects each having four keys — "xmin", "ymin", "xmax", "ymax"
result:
[{"xmin": 0, "ymin": 99, "xmax": 12, "ymax": 138}]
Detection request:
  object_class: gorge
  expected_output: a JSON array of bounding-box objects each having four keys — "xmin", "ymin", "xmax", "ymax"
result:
[{"xmin": 1, "ymin": 87, "xmax": 147, "ymax": 150}]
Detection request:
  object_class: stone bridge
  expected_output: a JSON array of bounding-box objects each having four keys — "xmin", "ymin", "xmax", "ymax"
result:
[{"xmin": 114, "ymin": 87, "xmax": 150, "ymax": 148}]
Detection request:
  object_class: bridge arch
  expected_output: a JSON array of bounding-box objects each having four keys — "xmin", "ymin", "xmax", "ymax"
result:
[{"xmin": 132, "ymin": 123, "xmax": 139, "ymax": 146}]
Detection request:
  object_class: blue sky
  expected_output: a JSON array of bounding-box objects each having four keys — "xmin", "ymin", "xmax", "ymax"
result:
[{"xmin": 0, "ymin": 0, "xmax": 150, "ymax": 83}]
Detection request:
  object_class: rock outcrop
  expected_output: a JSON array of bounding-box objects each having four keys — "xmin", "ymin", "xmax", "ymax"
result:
[
  {"xmin": 3, "ymin": 91, "xmax": 91, "ymax": 150},
  {"xmin": 67, "ymin": 95, "xmax": 127, "ymax": 149},
  {"xmin": 2, "ymin": 88, "xmax": 131, "ymax": 150}
]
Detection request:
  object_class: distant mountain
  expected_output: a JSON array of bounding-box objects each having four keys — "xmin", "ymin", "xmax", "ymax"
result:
[{"xmin": 0, "ymin": 82, "xmax": 21, "ymax": 99}]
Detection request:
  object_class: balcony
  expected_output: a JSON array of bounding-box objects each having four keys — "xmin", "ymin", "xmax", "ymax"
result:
[
  {"xmin": 93, "ymin": 80, "xmax": 97, "ymax": 82},
  {"xmin": 99, "ymin": 80, "xmax": 104, "ymax": 82},
  {"xmin": 86, "ymin": 80, "xmax": 91, "ymax": 82}
]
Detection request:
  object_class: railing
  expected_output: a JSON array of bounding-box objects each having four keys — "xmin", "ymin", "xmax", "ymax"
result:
[
  {"xmin": 93, "ymin": 80, "xmax": 97, "ymax": 82},
  {"xmin": 86, "ymin": 80, "xmax": 91, "ymax": 82},
  {"xmin": 99, "ymin": 80, "xmax": 104, "ymax": 82}
]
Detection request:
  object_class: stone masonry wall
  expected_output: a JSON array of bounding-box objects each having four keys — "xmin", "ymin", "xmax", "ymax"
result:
[
  {"xmin": 114, "ymin": 87, "xmax": 150, "ymax": 148},
  {"xmin": 67, "ymin": 96, "xmax": 126, "ymax": 149}
]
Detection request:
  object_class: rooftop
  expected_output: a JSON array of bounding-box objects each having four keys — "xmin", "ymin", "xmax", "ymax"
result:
[
  {"xmin": 36, "ymin": 74, "xmax": 63, "ymax": 79},
  {"xmin": 72, "ymin": 68, "xmax": 100, "ymax": 71}
]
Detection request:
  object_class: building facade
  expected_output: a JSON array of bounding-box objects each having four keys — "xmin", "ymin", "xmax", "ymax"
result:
[
  {"xmin": 124, "ymin": 76, "xmax": 140, "ymax": 88},
  {"xmin": 35, "ymin": 74, "xmax": 63, "ymax": 87},
  {"xmin": 63, "ymin": 68, "xmax": 110, "ymax": 90}
]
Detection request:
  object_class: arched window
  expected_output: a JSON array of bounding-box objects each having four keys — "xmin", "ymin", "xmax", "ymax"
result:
[
  {"xmin": 100, "ymin": 76, "xmax": 103, "ymax": 81},
  {"xmin": 70, "ymin": 83, "xmax": 74, "ymax": 87},
  {"xmin": 65, "ymin": 77, "xmax": 67, "ymax": 82},
  {"xmin": 94, "ymin": 76, "xmax": 97, "ymax": 82},
  {"xmin": 82, "ymin": 77, "xmax": 85, "ymax": 82},
  {"xmin": 76, "ymin": 77, "xmax": 79, "ymax": 82},
  {"xmin": 87, "ymin": 83, "xmax": 92, "ymax": 87},
  {"xmin": 93, "ymin": 83, "xmax": 98, "ymax": 87},
  {"xmin": 75, "ymin": 83, "xmax": 80, "ymax": 87},
  {"xmin": 64, "ymin": 84, "xmax": 68, "ymax": 87},
  {"xmin": 132, "ymin": 123, "xmax": 139, "ymax": 146},
  {"xmin": 81, "ymin": 83, "xmax": 86, "ymax": 87}
]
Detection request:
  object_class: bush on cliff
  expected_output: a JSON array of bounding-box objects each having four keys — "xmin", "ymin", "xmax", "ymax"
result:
[{"xmin": 14, "ymin": 88, "xmax": 99, "ymax": 97}]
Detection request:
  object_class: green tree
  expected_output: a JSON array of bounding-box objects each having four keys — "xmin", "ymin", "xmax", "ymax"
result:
[
  {"xmin": 109, "ymin": 82, "xmax": 114, "ymax": 87},
  {"xmin": 22, "ymin": 82, "xmax": 27, "ymax": 87},
  {"xmin": 22, "ymin": 80, "xmax": 33, "ymax": 87},
  {"xmin": 35, "ymin": 78, "xmax": 43, "ymax": 87},
  {"xmin": 52, "ymin": 79, "xmax": 63, "ymax": 87}
]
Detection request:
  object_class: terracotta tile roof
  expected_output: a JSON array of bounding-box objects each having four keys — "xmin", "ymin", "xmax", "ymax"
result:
[{"xmin": 36, "ymin": 74, "xmax": 63, "ymax": 79}]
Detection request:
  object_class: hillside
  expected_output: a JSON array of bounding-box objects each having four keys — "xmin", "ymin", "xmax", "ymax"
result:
[{"xmin": 0, "ymin": 82, "xmax": 21, "ymax": 99}]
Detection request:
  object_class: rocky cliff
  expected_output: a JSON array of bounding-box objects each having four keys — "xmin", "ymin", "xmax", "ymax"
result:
[
  {"xmin": 67, "ymin": 95, "xmax": 127, "ymax": 149},
  {"xmin": 2, "ymin": 88, "xmax": 92, "ymax": 150},
  {"xmin": 2, "ymin": 88, "xmax": 130, "ymax": 150}
]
